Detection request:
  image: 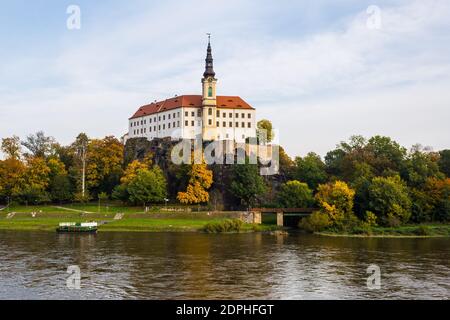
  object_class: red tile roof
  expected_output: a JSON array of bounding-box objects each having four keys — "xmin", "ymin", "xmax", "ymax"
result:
[{"xmin": 130, "ymin": 95, "xmax": 254, "ymax": 119}]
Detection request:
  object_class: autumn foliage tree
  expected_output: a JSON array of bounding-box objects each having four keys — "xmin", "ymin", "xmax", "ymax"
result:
[{"xmin": 177, "ymin": 159, "xmax": 213, "ymax": 205}]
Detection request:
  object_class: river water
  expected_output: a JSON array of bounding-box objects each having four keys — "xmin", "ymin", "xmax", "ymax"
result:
[{"xmin": 0, "ymin": 231, "xmax": 449, "ymax": 300}]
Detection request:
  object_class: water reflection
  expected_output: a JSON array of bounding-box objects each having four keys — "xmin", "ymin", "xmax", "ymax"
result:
[{"xmin": 0, "ymin": 231, "xmax": 449, "ymax": 299}]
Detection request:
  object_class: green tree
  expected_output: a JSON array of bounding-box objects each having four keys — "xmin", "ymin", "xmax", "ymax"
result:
[
  {"xmin": 438, "ymin": 150, "xmax": 450, "ymax": 177},
  {"xmin": 127, "ymin": 167, "xmax": 167, "ymax": 206},
  {"xmin": 277, "ymin": 180, "xmax": 314, "ymax": 208},
  {"xmin": 368, "ymin": 175, "xmax": 412, "ymax": 226},
  {"xmin": 402, "ymin": 145, "xmax": 442, "ymax": 188},
  {"xmin": 230, "ymin": 163, "xmax": 267, "ymax": 208},
  {"xmin": 294, "ymin": 152, "xmax": 327, "ymax": 190},
  {"xmin": 257, "ymin": 119, "xmax": 274, "ymax": 144}
]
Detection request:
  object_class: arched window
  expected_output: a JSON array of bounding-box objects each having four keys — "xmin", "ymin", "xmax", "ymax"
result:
[{"xmin": 208, "ymin": 86, "xmax": 213, "ymax": 97}]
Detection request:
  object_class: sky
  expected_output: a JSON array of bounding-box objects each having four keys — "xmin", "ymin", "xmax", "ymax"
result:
[{"xmin": 0, "ymin": 0, "xmax": 449, "ymax": 159}]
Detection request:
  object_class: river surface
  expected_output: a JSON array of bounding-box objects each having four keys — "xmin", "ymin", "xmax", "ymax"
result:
[{"xmin": 0, "ymin": 231, "xmax": 449, "ymax": 300}]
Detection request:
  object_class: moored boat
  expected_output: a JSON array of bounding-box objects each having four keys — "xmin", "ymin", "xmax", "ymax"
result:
[{"xmin": 56, "ymin": 222, "xmax": 98, "ymax": 233}]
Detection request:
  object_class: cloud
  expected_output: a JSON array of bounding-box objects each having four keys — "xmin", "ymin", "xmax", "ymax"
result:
[{"xmin": 0, "ymin": 0, "xmax": 449, "ymax": 159}]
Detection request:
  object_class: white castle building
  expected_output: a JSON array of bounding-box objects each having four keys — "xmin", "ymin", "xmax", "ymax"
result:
[{"xmin": 128, "ymin": 38, "xmax": 257, "ymax": 143}]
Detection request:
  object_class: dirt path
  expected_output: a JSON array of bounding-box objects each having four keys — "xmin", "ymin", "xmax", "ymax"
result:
[{"xmin": 52, "ymin": 206, "xmax": 94, "ymax": 214}]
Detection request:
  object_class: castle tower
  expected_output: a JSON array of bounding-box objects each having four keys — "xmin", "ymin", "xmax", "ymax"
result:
[{"xmin": 201, "ymin": 34, "xmax": 218, "ymax": 141}]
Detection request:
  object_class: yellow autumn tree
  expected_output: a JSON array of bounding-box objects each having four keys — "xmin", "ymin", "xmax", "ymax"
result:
[
  {"xmin": 177, "ymin": 159, "xmax": 213, "ymax": 205},
  {"xmin": 121, "ymin": 155, "xmax": 153, "ymax": 185},
  {"xmin": 315, "ymin": 180, "xmax": 356, "ymax": 224}
]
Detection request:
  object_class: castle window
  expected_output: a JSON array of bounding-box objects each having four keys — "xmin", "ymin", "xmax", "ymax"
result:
[
  {"xmin": 144, "ymin": 128, "xmax": 146, "ymax": 133},
  {"xmin": 163, "ymin": 115, "xmax": 166, "ymax": 120},
  {"xmin": 208, "ymin": 119, "xmax": 212, "ymax": 125},
  {"xmin": 185, "ymin": 111, "xmax": 188, "ymax": 117},
  {"xmin": 185, "ymin": 120, "xmax": 188, "ymax": 126},
  {"xmin": 229, "ymin": 113, "xmax": 232, "ymax": 118},
  {"xmin": 223, "ymin": 113, "xmax": 226, "ymax": 118},
  {"xmin": 216, "ymin": 110, "xmax": 220, "ymax": 117},
  {"xmin": 154, "ymin": 126, "xmax": 156, "ymax": 131},
  {"xmin": 248, "ymin": 122, "xmax": 251, "ymax": 128},
  {"xmin": 208, "ymin": 86, "xmax": 213, "ymax": 97},
  {"xmin": 168, "ymin": 123, "xmax": 171, "ymax": 129},
  {"xmin": 208, "ymin": 108, "xmax": 212, "ymax": 115},
  {"xmin": 177, "ymin": 121, "xmax": 180, "ymax": 127},
  {"xmin": 149, "ymin": 118, "xmax": 152, "ymax": 124},
  {"xmin": 248, "ymin": 113, "xmax": 251, "ymax": 119},
  {"xmin": 197, "ymin": 110, "xmax": 202, "ymax": 117},
  {"xmin": 191, "ymin": 121, "xmax": 194, "ymax": 126},
  {"xmin": 236, "ymin": 122, "xmax": 239, "ymax": 128},
  {"xmin": 223, "ymin": 122, "xmax": 226, "ymax": 127},
  {"xmin": 168, "ymin": 114, "xmax": 171, "ymax": 120},
  {"xmin": 159, "ymin": 116, "xmax": 161, "ymax": 121},
  {"xmin": 150, "ymin": 127, "xmax": 152, "ymax": 132},
  {"xmin": 236, "ymin": 113, "xmax": 239, "ymax": 118},
  {"xmin": 158, "ymin": 125, "xmax": 161, "ymax": 130},
  {"xmin": 191, "ymin": 111, "xmax": 195, "ymax": 117},
  {"xmin": 242, "ymin": 122, "xmax": 245, "ymax": 128},
  {"xmin": 216, "ymin": 121, "xmax": 219, "ymax": 127}
]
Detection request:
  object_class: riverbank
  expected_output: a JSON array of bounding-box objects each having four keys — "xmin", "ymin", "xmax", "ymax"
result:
[
  {"xmin": 0, "ymin": 205, "xmax": 277, "ymax": 233},
  {"xmin": 316, "ymin": 224, "xmax": 450, "ymax": 238}
]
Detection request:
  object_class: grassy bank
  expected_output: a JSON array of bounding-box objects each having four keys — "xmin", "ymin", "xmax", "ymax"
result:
[
  {"xmin": 0, "ymin": 205, "xmax": 276, "ymax": 233},
  {"xmin": 316, "ymin": 224, "xmax": 450, "ymax": 238}
]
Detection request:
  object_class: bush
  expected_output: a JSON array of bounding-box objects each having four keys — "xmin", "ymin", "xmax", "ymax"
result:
[
  {"xmin": 299, "ymin": 211, "xmax": 331, "ymax": 233},
  {"xmin": 415, "ymin": 225, "xmax": 431, "ymax": 236},
  {"xmin": 204, "ymin": 219, "xmax": 244, "ymax": 233}
]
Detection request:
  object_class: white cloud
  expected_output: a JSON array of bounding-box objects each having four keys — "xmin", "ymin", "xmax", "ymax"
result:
[{"xmin": 0, "ymin": 0, "xmax": 449, "ymax": 159}]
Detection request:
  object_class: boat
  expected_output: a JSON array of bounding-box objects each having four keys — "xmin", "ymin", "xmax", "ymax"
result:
[{"xmin": 56, "ymin": 222, "xmax": 98, "ymax": 233}]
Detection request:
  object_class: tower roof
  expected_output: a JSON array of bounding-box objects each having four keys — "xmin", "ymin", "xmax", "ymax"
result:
[{"xmin": 203, "ymin": 34, "xmax": 215, "ymax": 78}]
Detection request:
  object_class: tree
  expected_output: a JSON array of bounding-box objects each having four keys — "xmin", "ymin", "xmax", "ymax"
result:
[
  {"xmin": 47, "ymin": 158, "xmax": 72, "ymax": 202},
  {"xmin": 230, "ymin": 163, "xmax": 267, "ymax": 208},
  {"xmin": 73, "ymin": 133, "xmax": 89, "ymax": 198},
  {"xmin": 177, "ymin": 161, "xmax": 213, "ymax": 204},
  {"xmin": 315, "ymin": 181, "xmax": 356, "ymax": 226},
  {"xmin": 19, "ymin": 157, "xmax": 51, "ymax": 204},
  {"xmin": 127, "ymin": 167, "xmax": 167, "ymax": 206},
  {"xmin": 86, "ymin": 136, "xmax": 124, "ymax": 196},
  {"xmin": 368, "ymin": 175, "xmax": 412, "ymax": 226},
  {"xmin": 1, "ymin": 136, "xmax": 21, "ymax": 159},
  {"xmin": 402, "ymin": 145, "xmax": 442, "ymax": 188},
  {"xmin": 421, "ymin": 178, "xmax": 450, "ymax": 222},
  {"xmin": 0, "ymin": 158, "xmax": 26, "ymax": 200},
  {"xmin": 278, "ymin": 146, "xmax": 295, "ymax": 182},
  {"xmin": 21, "ymin": 131, "xmax": 56, "ymax": 158},
  {"xmin": 257, "ymin": 119, "xmax": 274, "ymax": 144},
  {"xmin": 294, "ymin": 152, "xmax": 327, "ymax": 190},
  {"xmin": 366, "ymin": 135, "xmax": 406, "ymax": 175},
  {"xmin": 277, "ymin": 180, "xmax": 314, "ymax": 208},
  {"xmin": 438, "ymin": 150, "xmax": 450, "ymax": 177}
]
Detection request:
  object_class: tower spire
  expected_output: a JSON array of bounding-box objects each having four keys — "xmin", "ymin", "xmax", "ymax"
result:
[{"xmin": 203, "ymin": 33, "xmax": 215, "ymax": 78}]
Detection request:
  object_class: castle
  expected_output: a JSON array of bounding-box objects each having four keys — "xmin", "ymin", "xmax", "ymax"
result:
[{"xmin": 127, "ymin": 37, "xmax": 257, "ymax": 143}]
